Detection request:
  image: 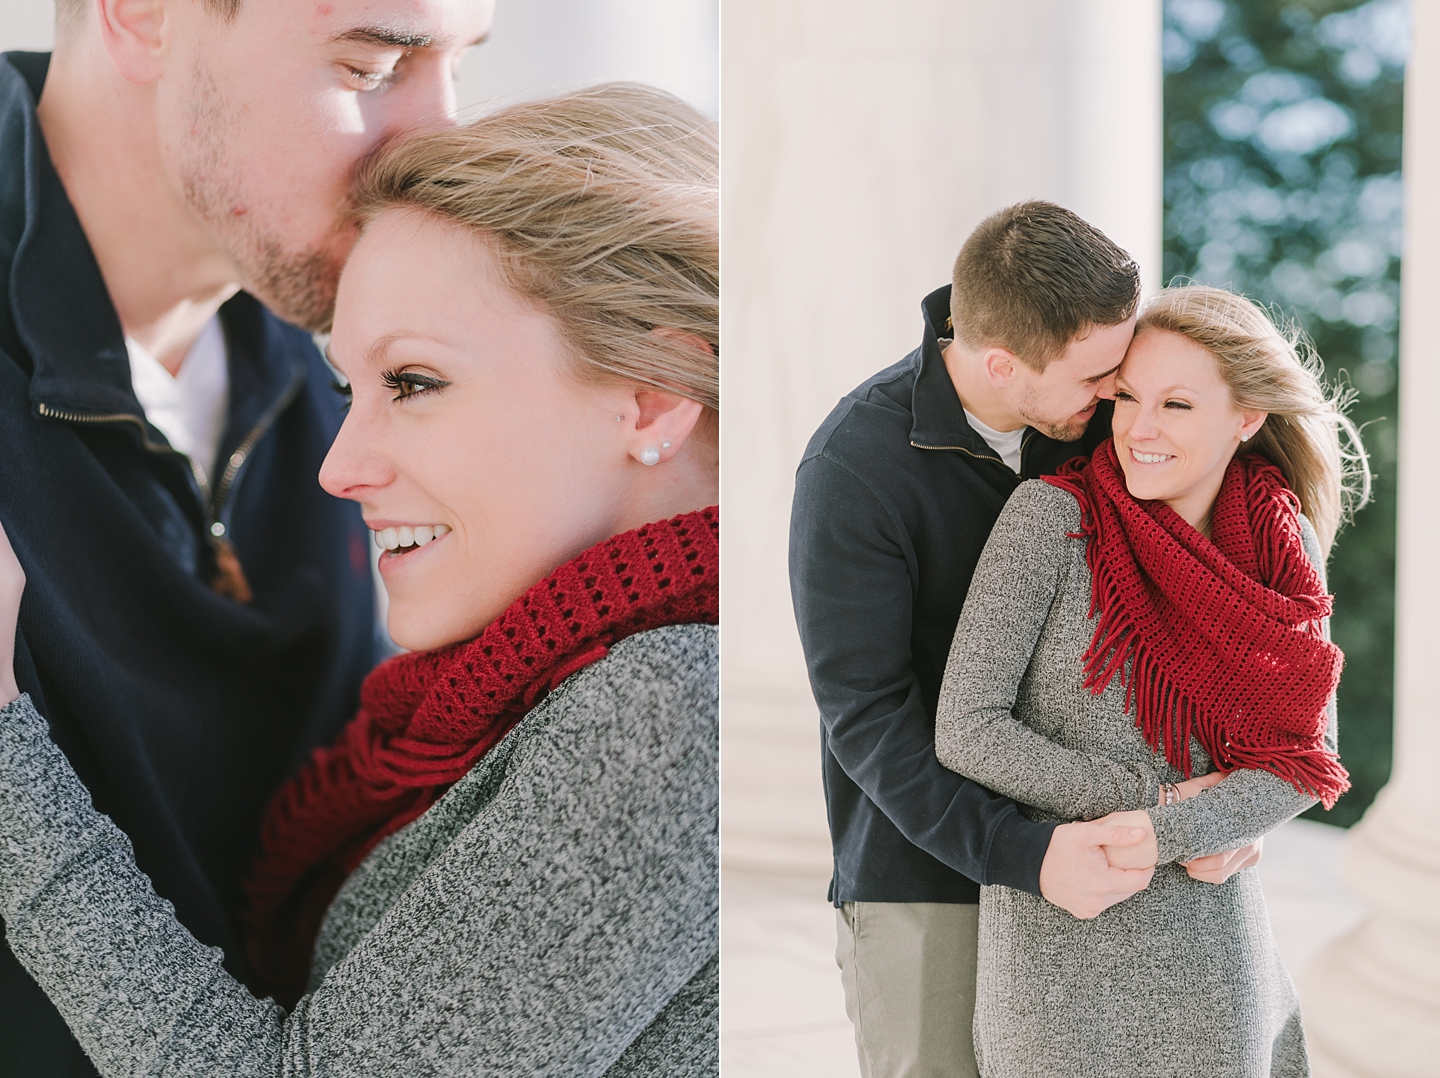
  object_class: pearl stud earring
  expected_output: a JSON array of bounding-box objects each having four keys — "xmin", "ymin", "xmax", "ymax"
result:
[
  {"xmin": 662, "ymin": 441, "xmax": 672, "ymax": 450},
  {"xmin": 641, "ymin": 446, "xmax": 661, "ymax": 466}
]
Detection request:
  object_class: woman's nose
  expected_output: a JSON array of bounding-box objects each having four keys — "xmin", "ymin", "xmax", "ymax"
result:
[
  {"xmin": 319, "ymin": 407, "xmax": 394, "ymax": 502},
  {"xmin": 1128, "ymin": 408, "xmax": 1161, "ymax": 440}
]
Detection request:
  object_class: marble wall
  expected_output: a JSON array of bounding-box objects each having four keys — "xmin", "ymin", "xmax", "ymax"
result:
[{"xmin": 721, "ymin": 0, "xmax": 1163, "ymax": 870}]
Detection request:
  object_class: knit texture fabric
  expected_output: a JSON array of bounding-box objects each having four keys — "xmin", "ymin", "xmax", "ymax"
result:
[
  {"xmin": 244, "ymin": 506, "xmax": 719, "ymax": 1003},
  {"xmin": 1043, "ymin": 441, "xmax": 1348, "ymax": 807}
]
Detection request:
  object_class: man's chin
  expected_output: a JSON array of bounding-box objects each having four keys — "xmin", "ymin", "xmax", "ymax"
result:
[
  {"xmin": 1030, "ymin": 415, "xmax": 1091, "ymax": 443},
  {"xmin": 244, "ymin": 246, "xmax": 344, "ymax": 333}
]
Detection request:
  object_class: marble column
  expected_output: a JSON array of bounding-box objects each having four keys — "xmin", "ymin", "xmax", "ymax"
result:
[
  {"xmin": 1302, "ymin": 5, "xmax": 1440, "ymax": 1074},
  {"xmin": 720, "ymin": 0, "xmax": 1162, "ymax": 873}
]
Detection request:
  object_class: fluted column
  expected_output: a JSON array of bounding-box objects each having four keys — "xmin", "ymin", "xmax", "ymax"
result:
[
  {"xmin": 720, "ymin": 0, "xmax": 1162, "ymax": 873},
  {"xmin": 1302, "ymin": 6, "xmax": 1440, "ymax": 1074}
]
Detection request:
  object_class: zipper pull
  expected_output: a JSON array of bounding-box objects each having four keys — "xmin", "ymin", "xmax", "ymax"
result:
[{"xmin": 209, "ymin": 526, "xmax": 253, "ymax": 604}]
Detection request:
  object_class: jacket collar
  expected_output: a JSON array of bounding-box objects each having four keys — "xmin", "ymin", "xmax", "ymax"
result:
[
  {"xmin": 908, "ymin": 284, "xmax": 999, "ymax": 458},
  {"xmin": 2, "ymin": 52, "xmax": 306, "ymax": 443},
  {"xmin": 907, "ymin": 283, "xmax": 1115, "ymax": 477},
  {"xmin": 4, "ymin": 52, "xmax": 139, "ymax": 420}
]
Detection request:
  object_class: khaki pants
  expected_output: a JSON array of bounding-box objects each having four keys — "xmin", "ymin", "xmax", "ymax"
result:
[{"xmin": 835, "ymin": 901, "xmax": 980, "ymax": 1078}]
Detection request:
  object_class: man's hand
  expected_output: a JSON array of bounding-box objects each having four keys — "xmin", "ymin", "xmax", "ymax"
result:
[
  {"xmin": 1183, "ymin": 838, "xmax": 1263, "ymax": 884},
  {"xmin": 0, "ymin": 519, "xmax": 23, "ymax": 705},
  {"xmin": 1094, "ymin": 809, "xmax": 1159, "ymax": 870},
  {"xmin": 1039, "ymin": 820, "xmax": 1155, "ymax": 920}
]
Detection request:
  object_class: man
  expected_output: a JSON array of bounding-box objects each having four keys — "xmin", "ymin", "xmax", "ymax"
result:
[
  {"xmin": 0, "ymin": 0, "xmax": 492, "ymax": 1071},
  {"xmin": 789, "ymin": 201, "xmax": 1261, "ymax": 1078}
]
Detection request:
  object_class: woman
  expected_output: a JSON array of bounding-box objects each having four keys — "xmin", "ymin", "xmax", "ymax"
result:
[
  {"xmin": 0, "ymin": 83, "xmax": 717, "ymax": 1076},
  {"xmin": 934, "ymin": 285, "xmax": 1369, "ymax": 1077}
]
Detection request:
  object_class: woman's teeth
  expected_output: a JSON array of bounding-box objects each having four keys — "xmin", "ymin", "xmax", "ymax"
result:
[
  {"xmin": 373, "ymin": 524, "xmax": 450, "ymax": 553},
  {"xmin": 1131, "ymin": 450, "xmax": 1172, "ymax": 464}
]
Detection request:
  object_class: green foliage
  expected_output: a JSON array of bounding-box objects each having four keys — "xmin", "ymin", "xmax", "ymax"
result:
[{"xmin": 1163, "ymin": 0, "xmax": 1405, "ymax": 826}]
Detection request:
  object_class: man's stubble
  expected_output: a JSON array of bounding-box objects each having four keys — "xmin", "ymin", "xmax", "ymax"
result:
[
  {"xmin": 1016, "ymin": 386, "xmax": 1093, "ymax": 443},
  {"xmin": 177, "ymin": 63, "xmax": 350, "ymax": 333}
]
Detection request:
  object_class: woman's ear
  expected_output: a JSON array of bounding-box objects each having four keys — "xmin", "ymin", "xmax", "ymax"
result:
[
  {"xmin": 651, "ymin": 326, "xmax": 715, "ymax": 358},
  {"xmin": 1239, "ymin": 410, "xmax": 1268, "ymax": 443},
  {"xmin": 626, "ymin": 389, "xmax": 705, "ymax": 466}
]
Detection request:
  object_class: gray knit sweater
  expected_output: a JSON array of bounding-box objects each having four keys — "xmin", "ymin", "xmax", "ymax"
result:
[
  {"xmin": 0, "ymin": 623, "xmax": 718, "ymax": 1077},
  {"xmin": 935, "ymin": 481, "xmax": 1332, "ymax": 1078}
]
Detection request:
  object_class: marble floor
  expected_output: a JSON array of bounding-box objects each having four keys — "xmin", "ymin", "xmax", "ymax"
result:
[{"xmin": 720, "ymin": 818, "xmax": 1368, "ymax": 1077}]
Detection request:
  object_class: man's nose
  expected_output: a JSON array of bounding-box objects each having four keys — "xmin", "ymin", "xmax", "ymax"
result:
[
  {"xmin": 1095, "ymin": 371, "xmax": 1120, "ymax": 400},
  {"xmin": 377, "ymin": 57, "xmax": 461, "ymax": 142}
]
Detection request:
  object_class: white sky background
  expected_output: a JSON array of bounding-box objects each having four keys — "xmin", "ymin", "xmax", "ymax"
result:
[{"xmin": 0, "ymin": 0, "xmax": 719, "ymax": 118}]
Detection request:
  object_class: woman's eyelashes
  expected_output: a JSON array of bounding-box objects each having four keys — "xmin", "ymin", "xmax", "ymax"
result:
[
  {"xmin": 380, "ymin": 368, "xmax": 451, "ymax": 402},
  {"xmin": 330, "ymin": 378, "xmax": 353, "ymax": 411},
  {"xmin": 1112, "ymin": 389, "xmax": 1192, "ymax": 411}
]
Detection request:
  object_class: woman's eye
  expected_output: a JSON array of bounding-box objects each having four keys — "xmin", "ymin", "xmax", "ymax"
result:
[
  {"xmin": 380, "ymin": 368, "xmax": 450, "ymax": 402},
  {"xmin": 330, "ymin": 378, "xmax": 353, "ymax": 411},
  {"xmin": 1165, "ymin": 400, "xmax": 1193, "ymax": 410},
  {"xmin": 1114, "ymin": 390, "xmax": 1135, "ymax": 402}
]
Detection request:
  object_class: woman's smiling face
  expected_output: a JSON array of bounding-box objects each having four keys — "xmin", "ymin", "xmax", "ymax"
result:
[
  {"xmin": 1111, "ymin": 327, "xmax": 1267, "ymax": 531},
  {"xmin": 319, "ymin": 209, "xmax": 654, "ymax": 651}
]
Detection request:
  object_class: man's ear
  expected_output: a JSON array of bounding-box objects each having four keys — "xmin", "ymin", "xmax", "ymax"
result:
[
  {"xmin": 97, "ymin": 0, "xmax": 171, "ymax": 85},
  {"xmin": 626, "ymin": 389, "xmax": 706, "ymax": 467},
  {"xmin": 982, "ymin": 346, "xmax": 1020, "ymax": 388}
]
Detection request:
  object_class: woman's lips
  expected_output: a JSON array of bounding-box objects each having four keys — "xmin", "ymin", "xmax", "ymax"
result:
[
  {"xmin": 370, "ymin": 524, "xmax": 451, "ymax": 575},
  {"xmin": 1128, "ymin": 446, "xmax": 1174, "ymax": 465}
]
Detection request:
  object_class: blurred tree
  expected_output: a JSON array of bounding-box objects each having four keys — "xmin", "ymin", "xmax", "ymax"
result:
[{"xmin": 1164, "ymin": 0, "xmax": 1405, "ymax": 826}]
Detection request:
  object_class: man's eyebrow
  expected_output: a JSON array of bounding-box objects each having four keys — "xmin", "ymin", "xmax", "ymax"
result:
[
  {"xmin": 1086, "ymin": 362, "xmax": 1124, "ymax": 383},
  {"xmin": 330, "ymin": 26, "xmax": 440, "ymax": 50}
]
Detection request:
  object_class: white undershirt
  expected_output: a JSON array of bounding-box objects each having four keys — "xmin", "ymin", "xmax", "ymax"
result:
[
  {"xmin": 963, "ymin": 407, "xmax": 1025, "ymax": 475},
  {"xmin": 126, "ymin": 315, "xmax": 230, "ymax": 486}
]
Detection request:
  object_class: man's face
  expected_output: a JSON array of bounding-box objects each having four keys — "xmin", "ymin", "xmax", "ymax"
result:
[
  {"xmin": 1010, "ymin": 316, "xmax": 1136, "ymax": 441},
  {"xmin": 156, "ymin": 0, "xmax": 495, "ymax": 330}
]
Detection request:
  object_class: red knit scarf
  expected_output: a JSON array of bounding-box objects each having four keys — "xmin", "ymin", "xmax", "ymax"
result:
[
  {"xmin": 241, "ymin": 506, "xmax": 719, "ymax": 1005},
  {"xmin": 1042, "ymin": 441, "xmax": 1347, "ymax": 809}
]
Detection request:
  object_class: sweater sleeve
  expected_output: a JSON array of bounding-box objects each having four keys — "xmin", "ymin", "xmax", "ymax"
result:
[
  {"xmin": 1147, "ymin": 516, "xmax": 1332, "ymax": 864},
  {"xmin": 0, "ymin": 625, "xmax": 717, "ymax": 1077},
  {"xmin": 935, "ymin": 481, "xmax": 1162, "ymax": 821}
]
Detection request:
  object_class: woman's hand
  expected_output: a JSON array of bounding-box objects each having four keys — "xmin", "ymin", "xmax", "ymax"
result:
[
  {"xmin": 1095, "ymin": 809, "xmax": 1158, "ymax": 871},
  {"xmin": 1165, "ymin": 770, "xmax": 1224, "ymax": 804},
  {"xmin": 0, "ymin": 518, "xmax": 24, "ymax": 705}
]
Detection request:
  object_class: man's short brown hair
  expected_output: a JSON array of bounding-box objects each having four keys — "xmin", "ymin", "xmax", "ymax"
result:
[
  {"xmin": 56, "ymin": 0, "xmax": 241, "ymax": 32},
  {"xmin": 950, "ymin": 200, "xmax": 1139, "ymax": 370}
]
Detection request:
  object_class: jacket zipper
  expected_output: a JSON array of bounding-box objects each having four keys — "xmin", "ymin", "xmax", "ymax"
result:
[
  {"xmin": 910, "ymin": 440, "xmax": 1004, "ymax": 466},
  {"xmin": 911, "ymin": 427, "xmax": 1041, "ymax": 480},
  {"xmin": 36, "ymin": 366, "xmax": 304, "ymax": 599}
]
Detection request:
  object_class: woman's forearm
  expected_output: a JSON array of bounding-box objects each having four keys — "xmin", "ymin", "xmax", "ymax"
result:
[
  {"xmin": 935, "ymin": 700, "xmax": 1160, "ymax": 820},
  {"xmin": 1148, "ymin": 767, "xmax": 1315, "ymax": 864},
  {"xmin": 936, "ymin": 482, "xmax": 1160, "ymax": 821},
  {"xmin": 0, "ymin": 694, "xmax": 293, "ymax": 1076}
]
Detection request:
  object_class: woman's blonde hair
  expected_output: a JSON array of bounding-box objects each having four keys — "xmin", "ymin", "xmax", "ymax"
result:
[
  {"xmin": 1137, "ymin": 285, "xmax": 1370, "ymax": 558},
  {"xmin": 352, "ymin": 83, "xmax": 718, "ymax": 412}
]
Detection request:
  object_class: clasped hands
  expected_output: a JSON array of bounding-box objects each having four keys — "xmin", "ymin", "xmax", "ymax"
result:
[{"xmin": 1039, "ymin": 770, "xmax": 1263, "ymax": 920}]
